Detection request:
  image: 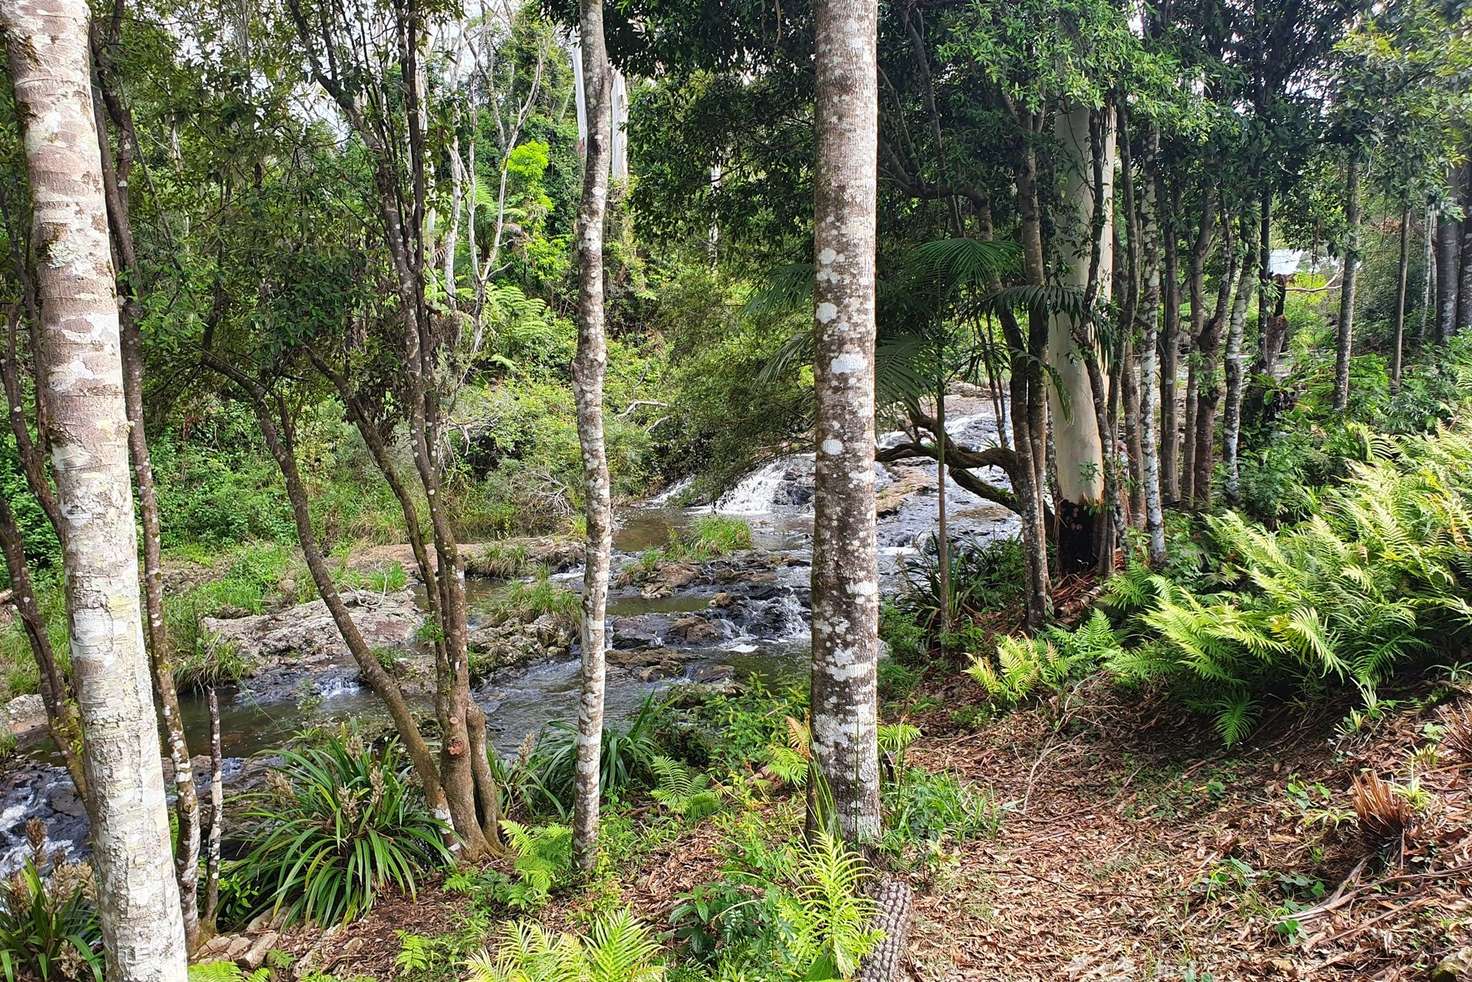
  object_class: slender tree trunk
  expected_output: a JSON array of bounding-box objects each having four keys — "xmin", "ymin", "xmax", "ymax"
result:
[
  {"xmin": 1435, "ymin": 169, "xmax": 1462, "ymax": 343},
  {"xmin": 1191, "ymin": 216, "xmax": 1233, "ymax": 509},
  {"xmin": 1333, "ymin": 152, "xmax": 1361, "ymax": 411},
  {"xmin": 935, "ymin": 367, "xmax": 950, "ymax": 636},
  {"xmin": 1458, "ymin": 162, "xmax": 1472, "ymax": 335},
  {"xmin": 1159, "ymin": 181, "xmax": 1182, "ymax": 504},
  {"xmin": 1136, "ymin": 128, "xmax": 1167, "ymax": 565},
  {"xmin": 90, "ymin": 47, "xmax": 200, "ymax": 947},
  {"xmin": 1391, "ymin": 203, "xmax": 1410, "ymax": 393},
  {"xmin": 4, "ymin": 0, "xmax": 188, "ymax": 974},
  {"xmin": 1223, "ymin": 229, "xmax": 1258, "ymax": 504},
  {"xmin": 202, "ymin": 685, "xmax": 224, "ymax": 933},
  {"xmin": 1257, "ymin": 187, "xmax": 1274, "ymax": 372},
  {"xmin": 571, "ymin": 0, "xmax": 613, "ymax": 872},
  {"xmin": 1013, "ymin": 144, "xmax": 1053, "ymax": 626},
  {"xmin": 808, "ymin": 0, "xmax": 881, "ymax": 843},
  {"xmin": 0, "ymin": 497, "xmax": 89, "ymax": 799}
]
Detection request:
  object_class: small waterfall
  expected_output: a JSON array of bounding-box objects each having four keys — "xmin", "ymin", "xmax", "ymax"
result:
[{"xmin": 716, "ymin": 455, "xmax": 815, "ymax": 514}]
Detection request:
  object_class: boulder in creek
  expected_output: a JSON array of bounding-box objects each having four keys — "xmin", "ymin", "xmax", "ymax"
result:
[
  {"xmin": 467, "ymin": 613, "xmax": 575, "ymax": 678},
  {"xmin": 4, "ymin": 693, "xmax": 46, "ymax": 737},
  {"xmin": 202, "ymin": 589, "xmax": 423, "ymax": 670}
]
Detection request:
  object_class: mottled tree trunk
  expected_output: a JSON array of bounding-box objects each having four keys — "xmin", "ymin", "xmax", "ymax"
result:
[
  {"xmin": 571, "ymin": 0, "xmax": 613, "ymax": 873},
  {"xmin": 1223, "ymin": 230, "xmax": 1258, "ymax": 504},
  {"xmin": 1191, "ymin": 216, "xmax": 1233, "ymax": 510},
  {"xmin": 1458, "ymin": 163, "xmax": 1472, "ymax": 335},
  {"xmin": 202, "ymin": 685, "xmax": 224, "ymax": 932},
  {"xmin": 91, "ymin": 41, "xmax": 201, "ymax": 947},
  {"xmin": 3, "ymin": 0, "xmax": 188, "ymax": 975},
  {"xmin": 1159, "ymin": 181, "xmax": 1182, "ymax": 505},
  {"xmin": 1435, "ymin": 170, "xmax": 1462, "ymax": 343},
  {"xmin": 1136, "ymin": 128, "xmax": 1167, "ymax": 565},
  {"xmin": 808, "ymin": 0, "xmax": 881, "ymax": 843},
  {"xmin": 1333, "ymin": 152, "xmax": 1361, "ymax": 411},
  {"xmin": 1391, "ymin": 203, "xmax": 1410, "ymax": 393}
]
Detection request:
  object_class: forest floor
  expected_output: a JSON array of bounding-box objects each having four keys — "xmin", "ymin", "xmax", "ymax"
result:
[{"xmin": 266, "ymin": 655, "xmax": 1472, "ymax": 982}]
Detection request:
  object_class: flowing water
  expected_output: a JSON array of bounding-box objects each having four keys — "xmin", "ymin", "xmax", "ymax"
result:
[{"xmin": 0, "ymin": 397, "xmax": 1019, "ymax": 873}]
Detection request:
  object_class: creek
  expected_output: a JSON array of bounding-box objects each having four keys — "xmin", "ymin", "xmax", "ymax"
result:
[{"xmin": 0, "ymin": 399, "xmax": 1016, "ymax": 874}]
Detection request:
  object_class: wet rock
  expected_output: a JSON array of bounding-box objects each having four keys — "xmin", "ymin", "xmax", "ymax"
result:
[
  {"xmin": 3, "ymin": 693, "xmax": 45, "ymax": 736},
  {"xmin": 670, "ymin": 614, "xmax": 720, "ymax": 644},
  {"xmin": 204, "ymin": 589, "xmax": 422, "ymax": 680},
  {"xmin": 46, "ymin": 786, "xmax": 86, "ymax": 819},
  {"xmin": 708, "ymin": 591, "xmax": 735, "ymax": 608},
  {"xmin": 468, "ymin": 613, "xmax": 574, "ymax": 678},
  {"xmin": 608, "ymin": 647, "xmax": 688, "ymax": 678}
]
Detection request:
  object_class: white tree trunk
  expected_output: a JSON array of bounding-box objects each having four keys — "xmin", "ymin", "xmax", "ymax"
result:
[
  {"xmin": 1136, "ymin": 128, "xmax": 1167, "ymax": 565},
  {"xmin": 571, "ymin": 0, "xmax": 613, "ymax": 872},
  {"xmin": 1223, "ymin": 235, "xmax": 1259, "ymax": 503},
  {"xmin": 809, "ymin": 0, "xmax": 881, "ymax": 844},
  {"xmin": 1046, "ymin": 105, "xmax": 1114, "ymax": 573},
  {"xmin": 1333, "ymin": 152, "xmax": 1361, "ymax": 411},
  {"xmin": 2, "ymin": 0, "xmax": 187, "ymax": 976}
]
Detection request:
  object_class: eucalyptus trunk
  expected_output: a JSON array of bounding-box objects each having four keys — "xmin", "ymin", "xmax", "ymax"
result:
[
  {"xmin": 571, "ymin": 0, "xmax": 613, "ymax": 872},
  {"xmin": 1046, "ymin": 105, "xmax": 1113, "ymax": 575},
  {"xmin": 1333, "ymin": 152, "xmax": 1362, "ymax": 411},
  {"xmin": 808, "ymin": 0, "xmax": 881, "ymax": 843},
  {"xmin": 4, "ymin": 0, "xmax": 188, "ymax": 974},
  {"xmin": 1158, "ymin": 182, "xmax": 1182, "ymax": 504},
  {"xmin": 1435, "ymin": 171, "xmax": 1461, "ymax": 343}
]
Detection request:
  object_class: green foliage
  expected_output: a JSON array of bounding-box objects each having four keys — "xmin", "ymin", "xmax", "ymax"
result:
[
  {"xmin": 231, "ymin": 735, "xmax": 451, "ymax": 926},
  {"xmin": 465, "ymin": 909, "xmax": 665, "ymax": 982},
  {"xmin": 482, "ymin": 568, "xmax": 580, "ymax": 628},
  {"xmin": 187, "ymin": 963, "xmax": 270, "ymax": 982},
  {"xmin": 650, "ymin": 755, "xmax": 723, "ymax": 821},
  {"xmin": 896, "ymin": 537, "xmax": 1027, "ymax": 637},
  {"xmin": 1097, "ymin": 424, "xmax": 1472, "ymax": 743},
  {"xmin": 498, "ymin": 820, "xmax": 574, "ymax": 910},
  {"xmin": 0, "ymin": 840, "xmax": 102, "ymax": 982},
  {"xmin": 670, "ymin": 684, "xmax": 810, "ymax": 772},
  {"xmin": 880, "ymin": 769, "xmax": 998, "ymax": 863},
  {"xmin": 773, "ymin": 831, "xmax": 881, "ymax": 980},
  {"xmin": 969, "ymin": 609, "xmax": 1119, "ymax": 706},
  {"xmin": 519, "ymin": 696, "xmax": 665, "ymax": 818}
]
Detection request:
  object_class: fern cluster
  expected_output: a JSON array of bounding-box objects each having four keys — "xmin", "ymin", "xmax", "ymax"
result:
[
  {"xmin": 466, "ymin": 909, "xmax": 665, "ymax": 982},
  {"xmin": 1098, "ymin": 426, "xmax": 1472, "ymax": 743},
  {"xmin": 966, "ymin": 609, "xmax": 1119, "ymax": 705}
]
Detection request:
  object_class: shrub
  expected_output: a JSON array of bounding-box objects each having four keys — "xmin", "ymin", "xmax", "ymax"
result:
[
  {"xmin": 466, "ymin": 909, "xmax": 665, "ymax": 982},
  {"xmin": 497, "ymin": 820, "xmax": 573, "ymax": 910},
  {"xmin": 230, "ymin": 735, "xmax": 451, "ymax": 926},
  {"xmin": 483, "ymin": 568, "xmax": 579, "ymax": 628},
  {"xmin": 519, "ymin": 696, "xmax": 664, "ymax": 817},
  {"xmin": 896, "ymin": 536, "xmax": 1027, "ymax": 635},
  {"xmin": 650, "ymin": 755, "xmax": 722, "ymax": 821},
  {"xmin": 968, "ymin": 609, "xmax": 1119, "ymax": 707},
  {"xmin": 1086, "ymin": 425, "xmax": 1472, "ymax": 743},
  {"xmin": 775, "ymin": 831, "xmax": 881, "ymax": 980},
  {"xmin": 0, "ymin": 822, "xmax": 102, "ymax": 982},
  {"xmin": 881, "ymin": 768, "xmax": 998, "ymax": 859}
]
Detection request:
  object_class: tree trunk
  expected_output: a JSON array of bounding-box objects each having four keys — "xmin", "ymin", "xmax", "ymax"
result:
[
  {"xmin": 3, "ymin": 0, "xmax": 189, "ymax": 974},
  {"xmin": 91, "ymin": 42, "xmax": 201, "ymax": 948},
  {"xmin": 1333, "ymin": 152, "xmax": 1361, "ymax": 411},
  {"xmin": 1223, "ymin": 229, "xmax": 1258, "ymax": 504},
  {"xmin": 1458, "ymin": 162, "xmax": 1472, "ymax": 335},
  {"xmin": 1391, "ymin": 203, "xmax": 1410, "ymax": 393},
  {"xmin": 1191, "ymin": 214, "xmax": 1234, "ymax": 509},
  {"xmin": 1435, "ymin": 169, "xmax": 1462, "ymax": 343},
  {"xmin": 1136, "ymin": 128, "xmax": 1167, "ymax": 565},
  {"xmin": 1046, "ymin": 105, "xmax": 1113, "ymax": 575},
  {"xmin": 1159, "ymin": 181, "xmax": 1182, "ymax": 505},
  {"xmin": 808, "ymin": 0, "xmax": 881, "ymax": 843},
  {"xmin": 0, "ymin": 497, "xmax": 89, "ymax": 800},
  {"xmin": 203, "ymin": 685, "xmax": 224, "ymax": 933},
  {"xmin": 571, "ymin": 0, "xmax": 613, "ymax": 873}
]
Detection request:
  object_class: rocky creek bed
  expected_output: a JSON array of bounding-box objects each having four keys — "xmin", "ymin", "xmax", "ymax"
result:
[{"xmin": 0, "ymin": 398, "xmax": 1017, "ymax": 875}]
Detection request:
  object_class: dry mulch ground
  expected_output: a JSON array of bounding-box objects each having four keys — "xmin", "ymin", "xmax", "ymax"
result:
[{"xmin": 269, "ymin": 668, "xmax": 1472, "ymax": 981}]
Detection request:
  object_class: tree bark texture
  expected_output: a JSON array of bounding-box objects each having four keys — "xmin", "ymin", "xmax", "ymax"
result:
[
  {"xmin": 808, "ymin": 0, "xmax": 882, "ymax": 844},
  {"xmin": 571, "ymin": 0, "xmax": 613, "ymax": 873},
  {"xmin": 1333, "ymin": 152, "xmax": 1361, "ymax": 411},
  {"xmin": 1435, "ymin": 169, "xmax": 1462, "ymax": 343},
  {"xmin": 1046, "ymin": 105, "xmax": 1113, "ymax": 575},
  {"xmin": 91, "ymin": 38, "xmax": 201, "ymax": 946},
  {"xmin": 1391, "ymin": 203, "xmax": 1409, "ymax": 392},
  {"xmin": 1136, "ymin": 129, "xmax": 1167, "ymax": 565},
  {"xmin": 1223, "ymin": 231, "xmax": 1258, "ymax": 504},
  {"xmin": 3, "ymin": 0, "xmax": 188, "ymax": 975},
  {"xmin": 1159, "ymin": 181, "xmax": 1182, "ymax": 504}
]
